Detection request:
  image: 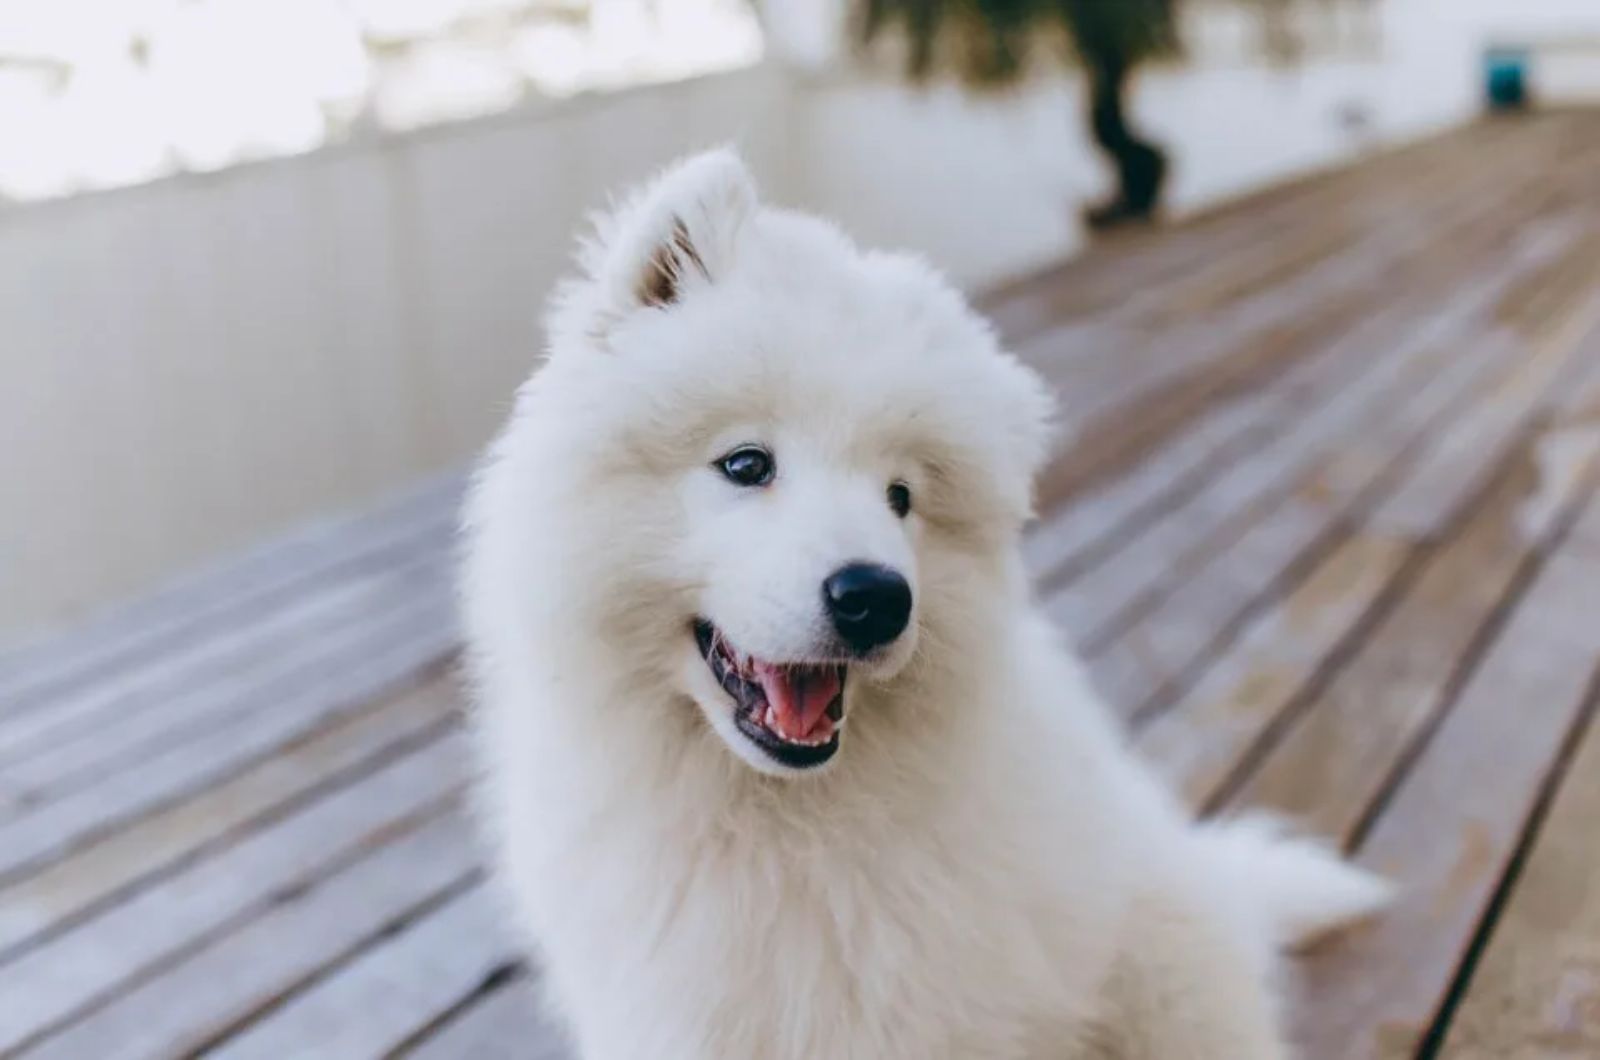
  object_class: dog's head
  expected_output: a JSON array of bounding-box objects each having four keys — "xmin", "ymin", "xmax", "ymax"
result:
[{"xmin": 480, "ymin": 150, "xmax": 1055, "ymax": 778}]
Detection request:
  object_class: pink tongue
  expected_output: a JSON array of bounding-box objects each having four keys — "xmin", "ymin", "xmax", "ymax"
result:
[{"xmin": 752, "ymin": 663, "xmax": 840, "ymax": 740}]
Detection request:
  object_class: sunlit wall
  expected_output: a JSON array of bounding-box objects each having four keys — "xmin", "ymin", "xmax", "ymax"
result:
[{"xmin": 0, "ymin": 0, "xmax": 762, "ymax": 202}]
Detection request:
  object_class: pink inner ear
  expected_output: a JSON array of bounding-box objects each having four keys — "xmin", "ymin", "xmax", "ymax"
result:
[
  {"xmin": 638, "ymin": 243, "xmax": 678, "ymax": 307},
  {"xmin": 637, "ymin": 217, "xmax": 708, "ymax": 309}
]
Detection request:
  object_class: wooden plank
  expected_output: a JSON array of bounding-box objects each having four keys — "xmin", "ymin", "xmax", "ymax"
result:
[
  {"xmin": 1209, "ymin": 273, "xmax": 1600, "ymax": 828},
  {"xmin": 1552, "ymin": 329, "xmax": 1600, "ymax": 412},
  {"xmin": 18, "ymin": 811, "xmax": 479, "ymax": 1060},
  {"xmin": 207, "ymin": 883, "xmax": 515, "ymax": 1060},
  {"xmin": 1073, "ymin": 212, "xmax": 1597, "ymax": 709},
  {"xmin": 1369, "ymin": 282, "xmax": 1600, "ymax": 538},
  {"xmin": 1024, "ymin": 310, "xmax": 1375, "ymax": 590},
  {"xmin": 1018, "ymin": 212, "xmax": 1533, "ymax": 591},
  {"xmin": 1222, "ymin": 425, "xmax": 1600, "ymax": 835},
  {"xmin": 1017, "ymin": 189, "xmax": 1516, "ymax": 573},
  {"xmin": 1023, "ymin": 155, "xmax": 1499, "ymax": 443},
  {"xmin": 1026, "ymin": 129, "xmax": 1596, "ymax": 512},
  {"xmin": 1022, "ymin": 205, "xmax": 1567, "ymax": 591},
  {"xmin": 1046, "ymin": 241, "xmax": 1532, "ymax": 651},
  {"xmin": 0, "ymin": 549, "xmax": 448, "ymax": 791},
  {"xmin": 1020, "ymin": 123, "xmax": 1577, "ymax": 590},
  {"xmin": 1143, "ymin": 219, "xmax": 1361, "ymax": 323},
  {"xmin": 0, "ymin": 534, "xmax": 448, "ymax": 758},
  {"xmin": 1085, "ymin": 493, "xmax": 1328, "ymax": 713},
  {"xmin": 1561, "ymin": 350, "xmax": 1600, "ymax": 559},
  {"xmin": 984, "ymin": 119, "xmax": 1517, "ymax": 339},
  {"xmin": 1126, "ymin": 307, "xmax": 1600, "ymax": 819},
  {"xmin": 403, "ymin": 976, "xmax": 567, "ymax": 1060},
  {"xmin": 0, "ymin": 732, "xmax": 465, "ymax": 1053},
  {"xmin": 1022, "ymin": 400, "xmax": 1274, "ymax": 582},
  {"xmin": 0, "ymin": 473, "xmax": 461, "ymax": 713},
  {"xmin": 1041, "ymin": 148, "xmax": 1510, "ymax": 417},
  {"xmin": 1133, "ymin": 531, "xmax": 1412, "ymax": 802},
  {"xmin": 0, "ymin": 599, "xmax": 456, "ymax": 883},
  {"xmin": 1289, "ymin": 545, "xmax": 1600, "ymax": 1058},
  {"xmin": 1087, "ymin": 274, "xmax": 1565, "ymax": 717},
  {"xmin": 1571, "ymin": 490, "xmax": 1600, "ymax": 557},
  {"xmin": 0, "ymin": 672, "xmax": 456, "ymax": 958},
  {"xmin": 1048, "ymin": 388, "xmax": 1373, "ymax": 647},
  {"xmin": 3, "ymin": 554, "xmax": 451, "ymax": 797},
  {"xmin": 1439, "ymin": 685, "xmax": 1600, "ymax": 1058}
]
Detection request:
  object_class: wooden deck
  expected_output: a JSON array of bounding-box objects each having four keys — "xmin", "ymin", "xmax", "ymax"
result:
[{"xmin": 4, "ymin": 112, "xmax": 1600, "ymax": 1058}]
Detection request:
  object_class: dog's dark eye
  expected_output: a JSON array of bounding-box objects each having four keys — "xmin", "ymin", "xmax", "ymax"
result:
[
  {"xmin": 887, "ymin": 481, "xmax": 912, "ymax": 518},
  {"xmin": 717, "ymin": 446, "xmax": 774, "ymax": 487}
]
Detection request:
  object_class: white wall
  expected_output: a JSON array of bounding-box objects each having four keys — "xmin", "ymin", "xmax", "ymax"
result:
[
  {"xmin": 6, "ymin": 0, "xmax": 1590, "ymax": 638},
  {"xmin": 1456, "ymin": 0, "xmax": 1600, "ymax": 43},
  {"xmin": 0, "ymin": 64, "xmax": 797, "ymax": 640},
  {"xmin": 1457, "ymin": 0, "xmax": 1600, "ymax": 102}
]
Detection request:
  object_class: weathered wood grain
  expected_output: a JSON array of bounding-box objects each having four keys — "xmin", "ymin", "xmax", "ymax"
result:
[
  {"xmin": 1212, "ymin": 259, "xmax": 1600, "ymax": 825},
  {"xmin": 1017, "ymin": 164, "xmax": 1545, "ymax": 591},
  {"xmin": 0, "ymin": 602, "xmax": 456, "ymax": 883},
  {"xmin": 1021, "ymin": 129, "xmax": 1581, "ymax": 598},
  {"xmin": 0, "ymin": 473, "xmax": 462, "ymax": 714},
  {"xmin": 1050, "ymin": 234, "xmax": 1537, "ymax": 652},
  {"xmin": 1570, "ymin": 489, "xmax": 1600, "ymax": 557},
  {"xmin": 1021, "ymin": 213, "xmax": 1530, "ymax": 594},
  {"xmin": 1133, "ymin": 530, "xmax": 1413, "ymax": 804},
  {"xmin": 1440, "ymin": 683, "xmax": 1600, "ymax": 1058},
  {"xmin": 1369, "ymin": 281, "xmax": 1600, "ymax": 538},
  {"xmin": 1027, "ymin": 126, "xmax": 1595, "ymax": 512},
  {"xmin": 984, "ymin": 118, "xmax": 1515, "ymax": 340},
  {"xmin": 0, "ymin": 671, "xmax": 456, "ymax": 959},
  {"xmin": 18, "ymin": 810, "xmax": 480, "ymax": 1060},
  {"xmin": 207, "ymin": 883, "xmax": 515, "ymax": 1060},
  {"xmin": 0, "ymin": 732, "xmax": 465, "ymax": 1053},
  {"xmin": 404, "ymin": 976, "xmax": 569, "ymax": 1060},
  {"xmin": 1082, "ymin": 216, "xmax": 1593, "ymax": 716},
  {"xmin": 1290, "ymin": 544, "xmax": 1600, "ymax": 1059},
  {"xmin": 0, "ymin": 551, "xmax": 450, "ymax": 795},
  {"xmin": 1044, "ymin": 147, "xmax": 1512, "ymax": 417},
  {"xmin": 1223, "ymin": 425, "xmax": 1600, "ymax": 835},
  {"xmin": 1021, "ymin": 400, "xmax": 1274, "ymax": 583}
]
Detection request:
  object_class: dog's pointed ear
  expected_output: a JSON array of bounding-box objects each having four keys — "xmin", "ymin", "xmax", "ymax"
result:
[{"xmin": 558, "ymin": 149, "xmax": 758, "ymax": 347}]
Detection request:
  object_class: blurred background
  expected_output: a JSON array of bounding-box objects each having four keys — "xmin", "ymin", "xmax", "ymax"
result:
[
  {"xmin": 4, "ymin": 3, "xmax": 1600, "ymax": 1058},
  {"xmin": 3, "ymin": 0, "xmax": 1598, "ymax": 639}
]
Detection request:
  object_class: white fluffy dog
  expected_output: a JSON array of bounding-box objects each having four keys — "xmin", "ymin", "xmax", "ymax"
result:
[{"xmin": 461, "ymin": 150, "xmax": 1389, "ymax": 1059}]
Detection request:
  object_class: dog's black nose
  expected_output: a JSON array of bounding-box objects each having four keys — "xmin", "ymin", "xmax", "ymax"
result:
[{"xmin": 823, "ymin": 564, "xmax": 912, "ymax": 652}]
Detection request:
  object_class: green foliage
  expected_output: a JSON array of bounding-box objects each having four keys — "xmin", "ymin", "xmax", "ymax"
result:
[
  {"xmin": 859, "ymin": 0, "xmax": 1180, "ymax": 84},
  {"xmin": 858, "ymin": 0, "xmax": 1312, "ymax": 85}
]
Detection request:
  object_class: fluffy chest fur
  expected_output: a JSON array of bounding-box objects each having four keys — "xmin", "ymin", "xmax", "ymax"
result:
[{"xmin": 477, "ymin": 678, "xmax": 1134, "ymax": 1060}]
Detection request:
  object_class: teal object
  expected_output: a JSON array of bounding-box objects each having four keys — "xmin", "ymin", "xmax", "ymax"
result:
[{"xmin": 1485, "ymin": 47, "xmax": 1529, "ymax": 110}]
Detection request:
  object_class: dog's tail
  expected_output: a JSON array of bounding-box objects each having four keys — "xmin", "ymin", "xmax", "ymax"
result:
[{"xmin": 1196, "ymin": 814, "xmax": 1393, "ymax": 949}]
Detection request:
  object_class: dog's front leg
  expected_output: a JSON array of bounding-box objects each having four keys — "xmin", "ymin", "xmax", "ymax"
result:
[{"xmin": 1092, "ymin": 893, "xmax": 1290, "ymax": 1060}]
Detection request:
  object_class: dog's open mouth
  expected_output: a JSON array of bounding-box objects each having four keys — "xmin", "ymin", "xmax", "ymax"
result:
[{"xmin": 694, "ymin": 620, "xmax": 846, "ymax": 769}]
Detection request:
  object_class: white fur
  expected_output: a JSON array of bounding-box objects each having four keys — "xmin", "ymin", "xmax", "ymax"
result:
[{"xmin": 460, "ymin": 149, "xmax": 1390, "ymax": 1059}]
